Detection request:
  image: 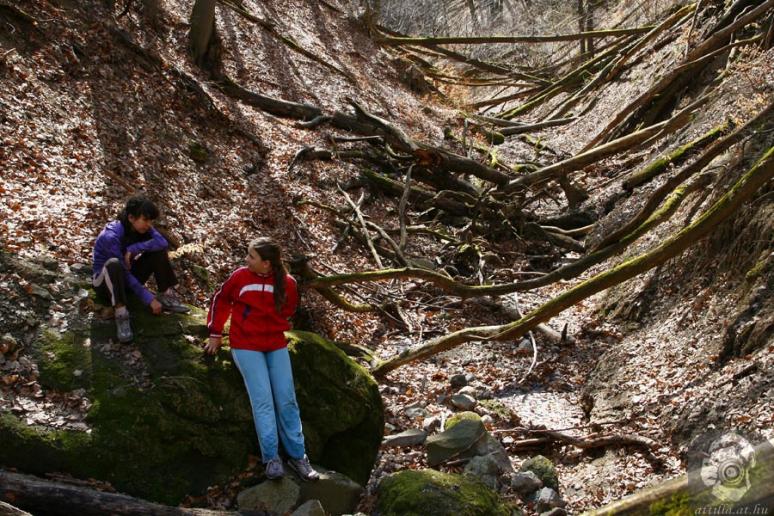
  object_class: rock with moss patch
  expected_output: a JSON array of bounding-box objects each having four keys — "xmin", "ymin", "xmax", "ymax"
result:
[
  {"xmin": 291, "ymin": 499, "xmax": 326, "ymax": 516},
  {"xmin": 377, "ymin": 469, "xmax": 514, "ymax": 516},
  {"xmin": 237, "ymin": 477, "xmax": 300, "ymax": 513},
  {"xmin": 520, "ymin": 455, "xmax": 559, "ymax": 491},
  {"xmin": 296, "ymin": 468, "xmax": 363, "ymax": 515},
  {"xmin": 0, "ymin": 297, "xmax": 382, "ymax": 505},
  {"xmin": 426, "ymin": 412, "xmax": 486, "ymax": 466}
]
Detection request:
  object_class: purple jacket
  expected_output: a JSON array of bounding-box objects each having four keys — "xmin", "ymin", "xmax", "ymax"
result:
[{"xmin": 92, "ymin": 220, "xmax": 168, "ymax": 305}]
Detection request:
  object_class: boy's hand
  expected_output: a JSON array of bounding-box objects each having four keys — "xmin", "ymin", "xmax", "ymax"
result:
[
  {"xmin": 150, "ymin": 298, "xmax": 163, "ymax": 315},
  {"xmin": 204, "ymin": 336, "xmax": 222, "ymax": 355},
  {"xmin": 124, "ymin": 251, "xmax": 132, "ymax": 269}
]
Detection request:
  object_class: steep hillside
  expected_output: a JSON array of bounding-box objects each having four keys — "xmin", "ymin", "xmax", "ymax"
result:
[{"xmin": 1, "ymin": 0, "xmax": 773, "ymax": 513}]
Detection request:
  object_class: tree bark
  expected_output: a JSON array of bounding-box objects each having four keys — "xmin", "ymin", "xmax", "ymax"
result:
[{"xmin": 189, "ymin": 0, "xmax": 216, "ymax": 67}]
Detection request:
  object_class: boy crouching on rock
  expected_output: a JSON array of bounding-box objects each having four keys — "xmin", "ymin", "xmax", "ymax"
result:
[{"xmin": 92, "ymin": 195, "xmax": 189, "ymax": 343}]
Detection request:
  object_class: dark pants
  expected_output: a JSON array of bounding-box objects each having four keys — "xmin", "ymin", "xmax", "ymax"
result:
[{"xmin": 93, "ymin": 250, "xmax": 177, "ymax": 306}]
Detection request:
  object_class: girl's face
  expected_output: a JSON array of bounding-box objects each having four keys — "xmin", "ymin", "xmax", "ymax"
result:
[{"xmin": 246, "ymin": 248, "xmax": 272, "ymax": 275}]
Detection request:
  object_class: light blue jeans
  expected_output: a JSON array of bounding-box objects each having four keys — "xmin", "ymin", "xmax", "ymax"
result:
[{"xmin": 231, "ymin": 347, "xmax": 306, "ymax": 462}]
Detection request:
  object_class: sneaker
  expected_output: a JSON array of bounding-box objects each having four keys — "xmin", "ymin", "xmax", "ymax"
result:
[
  {"xmin": 157, "ymin": 290, "xmax": 190, "ymax": 314},
  {"xmin": 288, "ymin": 455, "xmax": 319, "ymax": 481},
  {"xmin": 265, "ymin": 457, "xmax": 284, "ymax": 480},
  {"xmin": 115, "ymin": 313, "xmax": 133, "ymax": 343}
]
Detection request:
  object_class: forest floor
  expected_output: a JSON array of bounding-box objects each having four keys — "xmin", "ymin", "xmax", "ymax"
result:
[{"xmin": 1, "ymin": 0, "xmax": 773, "ymax": 513}]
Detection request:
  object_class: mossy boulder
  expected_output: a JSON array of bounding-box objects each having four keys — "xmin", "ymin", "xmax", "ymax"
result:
[
  {"xmin": 377, "ymin": 469, "xmax": 514, "ymax": 516},
  {"xmin": 287, "ymin": 330, "xmax": 384, "ymax": 485},
  {"xmin": 520, "ymin": 455, "xmax": 558, "ymax": 491},
  {"xmin": 426, "ymin": 412, "xmax": 486, "ymax": 466},
  {"xmin": 0, "ymin": 301, "xmax": 382, "ymax": 504}
]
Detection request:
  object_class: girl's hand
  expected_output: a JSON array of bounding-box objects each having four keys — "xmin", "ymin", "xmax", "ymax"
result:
[{"xmin": 204, "ymin": 336, "xmax": 222, "ymax": 355}]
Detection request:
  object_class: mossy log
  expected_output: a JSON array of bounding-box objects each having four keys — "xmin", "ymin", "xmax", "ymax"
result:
[
  {"xmin": 304, "ymin": 171, "xmax": 710, "ymax": 301},
  {"xmin": 584, "ymin": 438, "xmax": 774, "ymax": 515},
  {"xmin": 498, "ymin": 39, "xmax": 631, "ymax": 120},
  {"xmin": 603, "ymin": 3, "xmax": 696, "ymax": 82},
  {"xmin": 595, "ymin": 101, "xmax": 774, "ymax": 250},
  {"xmin": 684, "ymin": 0, "xmax": 774, "ymax": 62},
  {"xmin": 585, "ymin": 33, "xmax": 763, "ymax": 150},
  {"xmin": 503, "ymin": 118, "xmax": 678, "ymax": 191},
  {"xmin": 623, "ymin": 120, "xmax": 733, "ymax": 190},
  {"xmin": 372, "ymin": 145, "xmax": 774, "ymax": 376},
  {"xmin": 0, "ymin": 470, "xmax": 236, "ymax": 516},
  {"xmin": 378, "ymin": 27, "xmax": 654, "ymax": 46},
  {"xmin": 498, "ymin": 117, "xmax": 577, "ymax": 136}
]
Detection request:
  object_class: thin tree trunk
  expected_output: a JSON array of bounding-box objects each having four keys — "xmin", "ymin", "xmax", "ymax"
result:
[{"xmin": 190, "ymin": 0, "xmax": 216, "ymax": 67}]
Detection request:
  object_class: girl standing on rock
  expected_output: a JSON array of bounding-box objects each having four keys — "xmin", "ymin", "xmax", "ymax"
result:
[{"xmin": 204, "ymin": 237, "xmax": 319, "ymax": 481}]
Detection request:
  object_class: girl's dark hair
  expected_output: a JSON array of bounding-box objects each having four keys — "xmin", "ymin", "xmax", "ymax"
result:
[
  {"xmin": 249, "ymin": 237, "xmax": 288, "ymax": 313},
  {"xmin": 119, "ymin": 195, "xmax": 160, "ymax": 226}
]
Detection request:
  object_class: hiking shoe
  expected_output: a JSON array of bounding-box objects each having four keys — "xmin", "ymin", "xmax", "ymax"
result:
[
  {"xmin": 115, "ymin": 313, "xmax": 133, "ymax": 343},
  {"xmin": 265, "ymin": 458, "xmax": 285, "ymax": 480},
  {"xmin": 288, "ymin": 455, "xmax": 319, "ymax": 481},
  {"xmin": 157, "ymin": 291, "xmax": 190, "ymax": 314}
]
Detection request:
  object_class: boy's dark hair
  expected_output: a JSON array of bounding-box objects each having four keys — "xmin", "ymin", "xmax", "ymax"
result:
[{"xmin": 119, "ymin": 195, "xmax": 160, "ymax": 225}]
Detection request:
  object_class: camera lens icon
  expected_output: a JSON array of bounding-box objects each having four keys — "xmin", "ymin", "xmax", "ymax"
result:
[{"xmin": 717, "ymin": 459, "xmax": 745, "ymax": 485}]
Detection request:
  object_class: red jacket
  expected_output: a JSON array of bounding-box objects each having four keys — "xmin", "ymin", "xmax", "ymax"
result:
[{"xmin": 207, "ymin": 267, "xmax": 298, "ymax": 351}]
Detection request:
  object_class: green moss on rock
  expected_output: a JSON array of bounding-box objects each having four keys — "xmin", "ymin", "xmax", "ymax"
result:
[
  {"xmin": 445, "ymin": 411, "xmax": 481, "ymax": 430},
  {"xmin": 377, "ymin": 469, "xmax": 514, "ymax": 516},
  {"xmin": 287, "ymin": 330, "xmax": 384, "ymax": 485},
  {"xmin": 0, "ymin": 303, "xmax": 382, "ymax": 504},
  {"xmin": 520, "ymin": 455, "xmax": 559, "ymax": 491}
]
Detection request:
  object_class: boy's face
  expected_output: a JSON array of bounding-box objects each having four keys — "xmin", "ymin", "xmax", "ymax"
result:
[
  {"xmin": 128, "ymin": 214, "xmax": 153, "ymax": 234},
  {"xmin": 246, "ymin": 248, "xmax": 272, "ymax": 275}
]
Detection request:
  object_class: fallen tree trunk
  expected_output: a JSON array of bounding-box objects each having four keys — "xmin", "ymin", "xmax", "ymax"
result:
[
  {"xmin": 622, "ymin": 120, "xmax": 733, "ymax": 190},
  {"xmin": 503, "ymin": 117, "xmax": 679, "ymax": 191},
  {"xmin": 594, "ymin": 100, "xmax": 774, "ymax": 250},
  {"xmin": 585, "ymin": 31, "xmax": 765, "ymax": 150},
  {"xmin": 0, "ymin": 470, "xmax": 236, "ymax": 516},
  {"xmin": 378, "ymin": 27, "xmax": 654, "ymax": 46},
  {"xmin": 584, "ymin": 438, "xmax": 774, "ymax": 515},
  {"xmin": 372, "ymin": 145, "xmax": 774, "ymax": 377}
]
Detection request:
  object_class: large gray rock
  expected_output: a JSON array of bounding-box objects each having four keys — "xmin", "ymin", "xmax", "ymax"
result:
[
  {"xmin": 291, "ymin": 499, "xmax": 326, "ymax": 516},
  {"xmin": 472, "ymin": 434, "xmax": 513, "ymax": 474},
  {"xmin": 464, "ymin": 455, "xmax": 499, "ymax": 489},
  {"xmin": 382, "ymin": 428, "xmax": 427, "ymax": 448},
  {"xmin": 534, "ymin": 487, "xmax": 566, "ymax": 513},
  {"xmin": 237, "ymin": 477, "xmax": 300, "ymax": 513},
  {"xmin": 520, "ymin": 455, "xmax": 559, "ymax": 491},
  {"xmin": 451, "ymin": 393, "xmax": 477, "ymax": 410},
  {"xmin": 297, "ymin": 469, "xmax": 363, "ymax": 515},
  {"xmin": 511, "ymin": 470, "xmax": 543, "ymax": 497},
  {"xmin": 426, "ymin": 412, "xmax": 513, "ymax": 473},
  {"xmin": 426, "ymin": 412, "xmax": 486, "ymax": 466}
]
